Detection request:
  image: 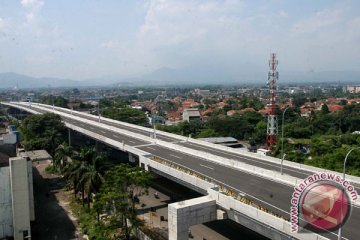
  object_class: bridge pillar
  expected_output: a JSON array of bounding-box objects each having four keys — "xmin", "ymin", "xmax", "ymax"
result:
[
  {"xmin": 68, "ymin": 129, "xmax": 71, "ymax": 146},
  {"xmin": 128, "ymin": 153, "xmax": 139, "ymax": 165},
  {"xmin": 168, "ymin": 196, "xmax": 218, "ymax": 240}
]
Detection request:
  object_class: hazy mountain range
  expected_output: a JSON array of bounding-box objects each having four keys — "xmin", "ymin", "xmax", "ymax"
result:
[{"xmin": 0, "ymin": 68, "xmax": 359, "ymax": 89}]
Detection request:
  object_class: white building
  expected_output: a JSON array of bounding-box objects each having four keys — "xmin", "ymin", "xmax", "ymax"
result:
[
  {"xmin": 0, "ymin": 154, "xmax": 34, "ymax": 240},
  {"xmin": 194, "ymin": 89, "xmax": 210, "ymax": 97},
  {"xmin": 182, "ymin": 108, "xmax": 201, "ymax": 122},
  {"xmin": 343, "ymin": 85, "xmax": 360, "ymax": 93}
]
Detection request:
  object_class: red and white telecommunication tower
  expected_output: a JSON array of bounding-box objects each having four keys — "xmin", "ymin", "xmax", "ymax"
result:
[{"xmin": 266, "ymin": 53, "xmax": 278, "ymax": 149}]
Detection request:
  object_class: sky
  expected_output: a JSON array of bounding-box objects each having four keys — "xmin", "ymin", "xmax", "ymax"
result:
[{"xmin": 0, "ymin": 0, "xmax": 359, "ymax": 81}]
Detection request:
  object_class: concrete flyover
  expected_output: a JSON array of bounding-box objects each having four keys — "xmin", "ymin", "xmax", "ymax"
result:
[
  {"xmin": 25, "ymin": 102, "xmax": 360, "ymax": 187},
  {"xmin": 2, "ymin": 102, "xmax": 359, "ymax": 240}
]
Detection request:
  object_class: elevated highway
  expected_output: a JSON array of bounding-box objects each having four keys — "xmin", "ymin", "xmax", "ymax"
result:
[{"xmin": 3, "ymin": 102, "xmax": 359, "ymax": 240}]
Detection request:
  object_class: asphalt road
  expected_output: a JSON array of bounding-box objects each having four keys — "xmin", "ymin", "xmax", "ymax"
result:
[
  {"xmin": 8, "ymin": 103, "xmax": 360, "ymax": 240},
  {"xmin": 34, "ymin": 104, "xmax": 342, "ymax": 180}
]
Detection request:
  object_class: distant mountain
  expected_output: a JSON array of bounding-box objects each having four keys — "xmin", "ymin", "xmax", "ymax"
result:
[
  {"xmin": 281, "ymin": 71, "xmax": 360, "ymax": 84},
  {"xmin": 0, "ymin": 72, "xmax": 84, "ymax": 89},
  {"xmin": 115, "ymin": 66, "xmax": 245, "ymax": 87},
  {"xmin": 116, "ymin": 68, "xmax": 360, "ymax": 86},
  {"xmin": 1, "ymin": 69, "xmax": 359, "ymax": 89}
]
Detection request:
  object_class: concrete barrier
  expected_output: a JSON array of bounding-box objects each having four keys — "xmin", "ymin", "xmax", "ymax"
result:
[
  {"xmin": 207, "ymin": 188, "xmax": 330, "ymax": 240},
  {"xmin": 1, "ymin": 102, "xmax": 41, "ymax": 115},
  {"xmin": 65, "ymin": 122, "xmax": 149, "ymax": 157},
  {"xmin": 13, "ymin": 102, "xmax": 360, "ymax": 185},
  {"xmin": 157, "ymin": 139, "xmax": 300, "ymax": 187},
  {"xmin": 139, "ymin": 154, "xmax": 330, "ymax": 240},
  {"xmin": 12, "ymin": 102, "xmax": 301, "ymax": 188},
  {"xmin": 8, "ymin": 102, "xmax": 360, "ymax": 206},
  {"xmin": 17, "ymin": 103, "xmax": 155, "ymax": 145}
]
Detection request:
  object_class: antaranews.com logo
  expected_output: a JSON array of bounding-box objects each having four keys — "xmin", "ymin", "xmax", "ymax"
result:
[{"xmin": 290, "ymin": 172, "xmax": 358, "ymax": 233}]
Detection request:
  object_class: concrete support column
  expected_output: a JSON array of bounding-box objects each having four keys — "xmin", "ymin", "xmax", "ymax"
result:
[
  {"xmin": 9, "ymin": 157, "xmax": 31, "ymax": 240},
  {"xmin": 68, "ymin": 129, "xmax": 71, "ymax": 147},
  {"xmin": 168, "ymin": 196, "xmax": 217, "ymax": 240},
  {"xmin": 95, "ymin": 141, "xmax": 99, "ymax": 152},
  {"xmin": 138, "ymin": 155, "xmax": 150, "ymax": 170},
  {"xmin": 128, "ymin": 153, "xmax": 139, "ymax": 165},
  {"xmin": 26, "ymin": 159, "xmax": 35, "ymax": 221}
]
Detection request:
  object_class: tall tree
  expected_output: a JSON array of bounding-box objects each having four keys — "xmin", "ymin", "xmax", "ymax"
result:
[
  {"xmin": 97, "ymin": 164, "xmax": 151, "ymax": 240},
  {"xmin": 54, "ymin": 143, "xmax": 73, "ymax": 170},
  {"xmin": 102, "ymin": 107, "xmax": 148, "ymax": 126},
  {"xmin": 321, "ymin": 103, "xmax": 330, "ymax": 114},
  {"xmin": 20, "ymin": 113, "xmax": 66, "ymax": 155}
]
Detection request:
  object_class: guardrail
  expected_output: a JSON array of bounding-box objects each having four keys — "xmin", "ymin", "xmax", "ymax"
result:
[
  {"xmin": 1, "ymin": 102, "xmax": 334, "ymax": 239},
  {"xmin": 12, "ymin": 102, "xmax": 360, "ymax": 186},
  {"xmin": 150, "ymin": 155, "xmax": 288, "ymax": 221}
]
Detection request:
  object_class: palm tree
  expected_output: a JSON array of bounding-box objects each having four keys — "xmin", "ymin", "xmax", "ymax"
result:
[
  {"xmin": 62, "ymin": 160, "xmax": 83, "ymax": 199},
  {"xmin": 44, "ymin": 128, "xmax": 64, "ymax": 156},
  {"xmin": 64, "ymin": 147, "xmax": 108, "ymax": 207},
  {"xmin": 54, "ymin": 143, "xmax": 73, "ymax": 171},
  {"xmin": 80, "ymin": 161, "xmax": 104, "ymax": 208}
]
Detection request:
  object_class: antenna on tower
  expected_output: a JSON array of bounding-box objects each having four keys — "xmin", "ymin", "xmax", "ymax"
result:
[{"xmin": 266, "ymin": 53, "xmax": 278, "ymax": 150}]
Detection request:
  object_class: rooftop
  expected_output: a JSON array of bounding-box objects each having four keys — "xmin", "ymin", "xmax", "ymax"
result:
[{"xmin": 21, "ymin": 150, "xmax": 52, "ymax": 162}]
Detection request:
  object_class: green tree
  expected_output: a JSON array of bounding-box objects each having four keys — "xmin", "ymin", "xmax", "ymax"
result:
[
  {"xmin": 321, "ymin": 104, "xmax": 330, "ymax": 114},
  {"xmin": 76, "ymin": 148, "xmax": 108, "ymax": 208},
  {"xmin": 40, "ymin": 95, "xmax": 69, "ymax": 108},
  {"xmin": 252, "ymin": 120, "xmax": 267, "ymax": 144},
  {"xmin": 63, "ymin": 147, "xmax": 108, "ymax": 207},
  {"xmin": 196, "ymin": 129, "xmax": 218, "ymax": 138},
  {"xmin": 178, "ymin": 120, "xmax": 205, "ymax": 136},
  {"xmin": 54, "ymin": 143, "xmax": 73, "ymax": 170},
  {"xmin": 97, "ymin": 164, "xmax": 151, "ymax": 240},
  {"xmin": 20, "ymin": 113, "xmax": 66, "ymax": 155},
  {"xmin": 292, "ymin": 95, "xmax": 307, "ymax": 108},
  {"xmin": 102, "ymin": 107, "xmax": 148, "ymax": 126}
]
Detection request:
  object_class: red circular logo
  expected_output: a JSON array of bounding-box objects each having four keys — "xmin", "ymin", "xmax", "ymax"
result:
[{"xmin": 300, "ymin": 182, "xmax": 351, "ymax": 231}]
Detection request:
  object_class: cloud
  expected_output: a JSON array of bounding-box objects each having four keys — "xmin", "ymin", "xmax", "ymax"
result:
[
  {"xmin": 21, "ymin": 0, "xmax": 44, "ymax": 9},
  {"xmin": 21, "ymin": 0, "xmax": 44, "ymax": 23},
  {"xmin": 278, "ymin": 10, "xmax": 288, "ymax": 18},
  {"xmin": 0, "ymin": 17, "xmax": 4, "ymax": 31},
  {"xmin": 137, "ymin": 0, "xmax": 249, "ymax": 68},
  {"xmin": 100, "ymin": 40, "xmax": 119, "ymax": 49},
  {"xmin": 292, "ymin": 9, "xmax": 343, "ymax": 35},
  {"xmin": 347, "ymin": 16, "xmax": 360, "ymax": 34},
  {"xmin": 25, "ymin": 55, "xmax": 53, "ymax": 65}
]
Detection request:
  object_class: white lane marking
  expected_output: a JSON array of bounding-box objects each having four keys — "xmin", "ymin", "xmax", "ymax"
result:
[
  {"xmin": 128, "ymin": 140, "xmax": 136, "ymax": 144},
  {"xmin": 100, "ymin": 130, "xmax": 106, "ymax": 134},
  {"xmin": 146, "ymin": 147, "xmax": 157, "ymax": 151},
  {"xmin": 170, "ymin": 154, "xmax": 181, "ymax": 159},
  {"xmin": 200, "ymin": 164, "xmax": 214, "ymax": 170},
  {"xmin": 185, "ymin": 142, "xmax": 309, "ymax": 176}
]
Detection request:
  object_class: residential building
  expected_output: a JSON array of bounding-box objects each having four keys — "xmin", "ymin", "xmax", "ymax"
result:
[
  {"xmin": 343, "ymin": 85, "xmax": 360, "ymax": 93},
  {"xmin": 182, "ymin": 108, "xmax": 201, "ymax": 121},
  {"xmin": 182, "ymin": 99, "xmax": 199, "ymax": 109},
  {"xmin": 0, "ymin": 128, "xmax": 34, "ymax": 240},
  {"xmin": 194, "ymin": 89, "xmax": 210, "ymax": 97},
  {"xmin": 0, "ymin": 155, "xmax": 34, "ymax": 240}
]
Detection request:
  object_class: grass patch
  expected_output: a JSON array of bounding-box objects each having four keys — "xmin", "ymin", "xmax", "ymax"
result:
[
  {"xmin": 45, "ymin": 164, "xmax": 60, "ymax": 174},
  {"xmin": 69, "ymin": 198, "xmax": 120, "ymax": 240}
]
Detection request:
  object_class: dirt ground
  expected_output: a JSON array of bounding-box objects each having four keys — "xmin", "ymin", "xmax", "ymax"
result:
[{"xmin": 31, "ymin": 160, "xmax": 85, "ymax": 240}]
